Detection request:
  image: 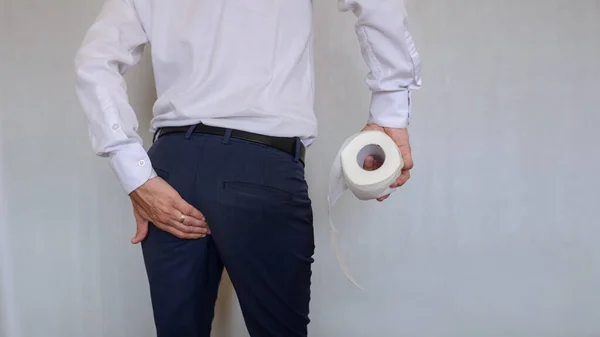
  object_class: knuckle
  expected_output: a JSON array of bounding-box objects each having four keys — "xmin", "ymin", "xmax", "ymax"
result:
[
  {"xmin": 185, "ymin": 205, "xmax": 195, "ymax": 214},
  {"xmin": 178, "ymin": 202, "xmax": 190, "ymax": 213}
]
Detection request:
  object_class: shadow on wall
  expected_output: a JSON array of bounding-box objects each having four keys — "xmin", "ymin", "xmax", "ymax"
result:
[
  {"xmin": 0, "ymin": 289, "xmax": 4, "ymax": 337},
  {"xmin": 0, "ymin": 140, "xmax": 20, "ymax": 337}
]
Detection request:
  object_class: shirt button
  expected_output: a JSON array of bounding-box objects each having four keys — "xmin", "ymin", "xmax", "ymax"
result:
[
  {"xmin": 138, "ymin": 160, "xmax": 146, "ymax": 167},
  {"xmin": 112, "ymin": 124, "xmax": 120, "ymax": 131}
]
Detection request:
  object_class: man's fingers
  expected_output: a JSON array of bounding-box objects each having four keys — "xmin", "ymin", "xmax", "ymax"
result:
[
  {"xmin": 364, "ymin": 156, "xmax": 384, "ymax": 171},
  {"xmin": 377, "ymin": 195, "xmax": 390, "ymax": 202},
  {"xmin": 363, "ymin": 155, "xmax": 375, "ymax": 170},
  {"xmin": 159, "ymin": 224, "xmax": 207, "ymax": 240},
  {"xmin": 166, "ymin": 218, "xmax": 210, "ymax": 235},
  {"xmin": 171, "ymin": 200, "xmax": 210, "ymax": 233},
  {"xmin": 131, "ymin": 212, "xmax": 149, "ymax": 244},
  {"xmin": 154, "ymin": 200, "xmax": 211, "ymax": 238},
  {"xmin": 131, "ymin": 226, "xmax": 148, "ymax": 244},
  {"xmin": 129, "ymin": 178, "xmax": 208, "ymax": 240},
  {"xmin": 175, "ymin": 200, "xmax": 206, "ymax": 222},
  {"xmin": 378, "ymin": 171, "xmax": 410, "ymax": 202},
  {"xmin": 401, "ymin": 150, "xmax": 414, "ymax": 171},
  {"xmin": 391, "ymin": 170, "xmax": 411, "ymax": 188},
  {"xmin": 183, "ymin": 216, "xmax": 211, "ymax": 233}
]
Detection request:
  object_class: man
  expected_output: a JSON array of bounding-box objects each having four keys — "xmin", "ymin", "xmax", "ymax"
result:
[{"xmin": 74, "ymin": 0, "xmax": 421, "ymax": 336}]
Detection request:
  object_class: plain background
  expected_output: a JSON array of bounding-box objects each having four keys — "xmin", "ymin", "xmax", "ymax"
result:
[{"xmin": 2, "ymin": 0, "xmax": 600, "ymax": 336}]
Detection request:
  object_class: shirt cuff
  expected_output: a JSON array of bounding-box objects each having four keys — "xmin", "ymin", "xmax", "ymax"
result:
[
  {"xmin": 109, "ymin": 142, "xmax": 157, "ymax": 195},
  {"xmin": 368, "ymin": 90, "xmax": 412, "ymax": 128}
]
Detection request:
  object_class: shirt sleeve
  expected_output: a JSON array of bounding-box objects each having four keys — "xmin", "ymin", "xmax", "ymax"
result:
[
  {"xmin": 75, "ymin": 0, "xmax": 156, "ymax": 194},
  {"xmin": 339, "ymin": 0, "xmax": 422, "ymax": 128}
]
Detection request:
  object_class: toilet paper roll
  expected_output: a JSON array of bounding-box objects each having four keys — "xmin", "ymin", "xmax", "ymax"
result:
[{"xmin": 327, "ymin": 130, "xmax": 404, "ymax": 290}]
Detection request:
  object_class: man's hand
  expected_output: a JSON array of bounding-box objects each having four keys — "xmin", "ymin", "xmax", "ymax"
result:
[
  {"xmin": 362, "ymin": 124, "xmax": 414, "ymax": 202},
  {"xmin": 129, "ymin": 177, "xmax": 210, "ymax": 244}
]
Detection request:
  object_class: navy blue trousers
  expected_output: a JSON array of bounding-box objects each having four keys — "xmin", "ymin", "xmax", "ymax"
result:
[{"xmin": 142, "ymin": 130, "xmax": 314, "ymax": 337}]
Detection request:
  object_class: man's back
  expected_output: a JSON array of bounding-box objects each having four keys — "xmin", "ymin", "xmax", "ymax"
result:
[{"xmin": 133, "ymin": 0, "xmax": 316, "ymax": 141}]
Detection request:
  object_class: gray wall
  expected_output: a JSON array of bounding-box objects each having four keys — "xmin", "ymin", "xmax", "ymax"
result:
[
  {"xmin": 1, "ymin": 0, "xmax": 600, "ymax": 336},
  {"xmin": 0, "ymin": 131, "xmax": 16, "ymax": 337}
]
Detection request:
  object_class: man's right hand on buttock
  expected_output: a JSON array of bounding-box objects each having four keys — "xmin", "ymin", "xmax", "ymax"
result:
[{"xmin": 129, "ymin": 177, "xmax": 210, "ymax": 244}]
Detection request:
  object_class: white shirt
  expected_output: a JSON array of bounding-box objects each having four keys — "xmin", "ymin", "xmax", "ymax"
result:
[{"xmin": 74, "ymin": 0, "xmax": 422, "ymax": 194}]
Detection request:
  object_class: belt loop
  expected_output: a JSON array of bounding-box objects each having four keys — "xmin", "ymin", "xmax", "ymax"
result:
[
  {"xmin": 152, "ymin": 128, "xmax": 161, "ymax": 143},
  {"xmin": 222, "ymin": 129, "xmax": 232, "ymax": 144},
  {"xmin": 293, "ymin": 137, "xmax": 301, "ymax": 163},
  {"xmin": 184, "ymin": 124, "xmax": 197, "ymax": 139}
]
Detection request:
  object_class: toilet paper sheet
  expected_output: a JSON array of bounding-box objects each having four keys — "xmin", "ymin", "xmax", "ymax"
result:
[{"xmin": 327, "ymin": 130, "xmax": 404, "ymax": 290}]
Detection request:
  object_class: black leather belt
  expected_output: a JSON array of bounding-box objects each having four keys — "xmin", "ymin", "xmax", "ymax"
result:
[{"xmin": 156, "ymin": 124, "xmax": 306, "ymax": 164}]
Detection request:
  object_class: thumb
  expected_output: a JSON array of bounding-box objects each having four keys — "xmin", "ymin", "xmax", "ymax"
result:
[
  {"xmin": 131, "ymin": 211, "xmax": 149, "ymax": 244},
  {"xmin": 363, "ymin": 155, "xmax": 376, "ymax": 170}
]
